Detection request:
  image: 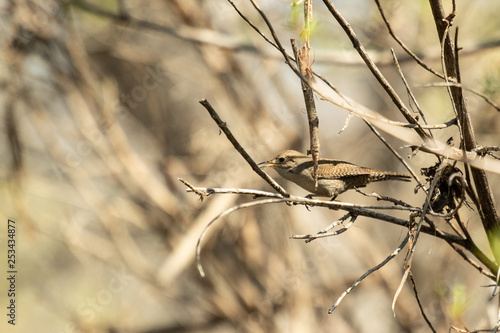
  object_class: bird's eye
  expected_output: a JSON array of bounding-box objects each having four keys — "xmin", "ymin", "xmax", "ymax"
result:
[{"xmin": 278, "ymin": 157, "xmax": 286, "ymax": 163}]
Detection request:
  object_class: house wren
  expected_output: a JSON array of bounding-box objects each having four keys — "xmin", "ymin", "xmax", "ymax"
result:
[{"xmin": 258, "ymin": 150, "xmax": 411, "ymax": 198}]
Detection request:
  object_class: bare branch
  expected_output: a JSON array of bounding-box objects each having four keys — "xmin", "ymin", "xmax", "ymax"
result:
[
  {"xmin": 184, "ymin": 184, "xmax": 466, "ymax": 245},
  {"xmin": 329, "ymin": 233, "xmax": 410, "ymax": 314},
  {"xmin": 179, "ymin": 178, "xmax": 209, "ymax": 201},
  {"xmin": 182, "ymin": 182, "xmax": 283, "ymax": 199},
  {"xmin": 226, "ymin": 0, "xmax": 280, "ymax": 52},
  {"xmin": 390, "ymin": 49, "xmax": 432, "ymax": 130},
  {"xmin": 291, "ymin": 213, "xmax": 356, "ymax": 242},
  {"xmin": 374, "ymin": 0, "xmax": 445, "ymax": 80},
  {"xmin": 321, "ymin": 0, "xmax": 430, "ymax": 140},
  {"xmin": 354, "ymin": 188, "xmax": 415, "ymax": 207},
  {"xmin": 302, "ymin": 0, "xmax": 320, "ymax": 189},
  {"xmin": 362, "ymin": 120, "xmax": 425, "ymax": 190},
  {"xmin": 409, "ymin": 272, "xmax": 437, "ymax": 333},
  {"xmin": 448, "ymin": 242, "xmax": 496, "ymax": 280},
  {"xmin": 429, "ymin": 0, "xmax": 500, "ymax": 263},
  {"xmin": 309, "ymin": 78, "xmax": 500, "ymax": 174},
  {"xmin": 199, "ymin": 99, "xmax": 289, "ymax": 197}
]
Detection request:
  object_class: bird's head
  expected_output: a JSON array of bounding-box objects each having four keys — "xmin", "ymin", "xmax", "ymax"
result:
[{"xmin": 258, "ymin": 150, "xmax": 307, "ymax": 172}]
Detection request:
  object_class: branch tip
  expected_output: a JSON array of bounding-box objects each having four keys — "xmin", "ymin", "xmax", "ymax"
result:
[{"xmin": 179, "ymin": 178, "xmax": 207, "ymax": 201}]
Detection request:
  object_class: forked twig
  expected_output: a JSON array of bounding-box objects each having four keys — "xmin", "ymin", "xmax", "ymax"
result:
[
  {"xmin": 178, "ymin": 177, "xmax": 209, "ymax": 201},
  {"xmin": 291, "ymin": 213, "xmax": 357, "ymax": 242}
]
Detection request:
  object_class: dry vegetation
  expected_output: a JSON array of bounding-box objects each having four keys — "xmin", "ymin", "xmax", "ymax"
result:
[{"xmin": 1, "ymin": 0, "xmax": 500, "ymax": 332}]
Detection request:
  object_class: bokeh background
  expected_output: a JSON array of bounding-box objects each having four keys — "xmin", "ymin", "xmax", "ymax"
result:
[{"xmin": 1, "ymin": 0, "xmax": 500, "ymax": 332}]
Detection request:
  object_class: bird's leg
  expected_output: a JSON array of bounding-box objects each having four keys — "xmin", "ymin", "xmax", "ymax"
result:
[{"xmin": 304, "ymin": 193, "xmax": 339, "ymax": 201}]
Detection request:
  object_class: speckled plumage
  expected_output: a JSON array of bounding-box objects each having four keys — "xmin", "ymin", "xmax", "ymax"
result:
[{"xmin": 259, "ymin": 150, "xmax": 411, "ymax": 198}]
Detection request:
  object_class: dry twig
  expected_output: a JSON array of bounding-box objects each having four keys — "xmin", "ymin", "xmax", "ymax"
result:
[
  {"xmin": 199, "ymin": 99, "xmax": 289, "ymax": 197},
  {"xmin": 329, "ymin": 233, "xmax": 410, "ymax": 314}
]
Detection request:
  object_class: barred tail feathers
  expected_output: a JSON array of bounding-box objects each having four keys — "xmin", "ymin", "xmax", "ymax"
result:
[{"xmin": 373, "ymin": 171, "xmax": 412, "ymax": 182}]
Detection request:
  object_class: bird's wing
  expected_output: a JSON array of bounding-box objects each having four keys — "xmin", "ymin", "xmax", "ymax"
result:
[{"xmin": 316, "ymin": 160, "xmax": 372, "ymax": 179}]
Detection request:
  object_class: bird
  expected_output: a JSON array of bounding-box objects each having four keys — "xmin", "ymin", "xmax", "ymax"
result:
[{"xmin": 258, "ymin": 150, "xmax": 411, "ymax": 199}]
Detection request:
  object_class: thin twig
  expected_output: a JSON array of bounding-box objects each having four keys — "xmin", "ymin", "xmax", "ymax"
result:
[
  {"xmin": 362, "ymin": 119, "xmax": 424, "ymax": 190},
  {"xmin": 179, "ymin": 178, "xmax": 209, "ymax": 201},
  {"xmin": 409, "ymin": 272, "xmax": 437, "ymax": 333},
  {"xmin": 328, "ymin": 233, "xmax": 410, "ymax": 314},
  {"xmin": 291, "ymin": 221, "xmax": 354, "ymax": 242},
  {"xmin": 354, "ymin": 188, "xmax": 414, "ymax": 207},
  {"xmin": 439, "ymin": 20, "xmax": 461, "ymax": 130},
  {"xmin": 199, "ymin": 99, "xmax": 289, "ymax": 197},
  {"xmin": 184, "ymin": 184, "xmax": 466, "ymax": 245},
  {"xmin": 318, "ymin": 213, "xmax": 354, "ymax": 233},
  {"xmin": 247, "ymin": 0, "xmax": 301, "ymax": 78},
  {"xmin": 390, "ymin": 49, "xmax": 431, "ymax": 132},
  {"xmin": 321, "ymin": 0, "xmax": 430, "ymax": 140},
  {"xmin": 180, "ymin": 178, "xmax": 284, "ymax": 199},
  {"xmin": 374, "ymin": 0, "xmax": 445, "ymax": 80},
  {"xmin": 454, "ymin": 211, "xmax": 472, "ymax": 243},
  {"xmin": 186, "ymin": 185, "xmax": 418, "ymax": 211},
  {"xmin": 393, "ymin": 159, "xmax": 448, "ymax": 310},
  {"xmin": 291, "ymin": 213, "xmax": 357, "ymax": 242},
  {"xmin": 303, "ymin": 0, "xmax": 320, "ymax": 188},
  {"xmin": 447, "ymin": 242, "xmax": 496, "ymax": 280},
  {"xmin": 226, "ymin": 0, "xmax": 280, "ymax": 52}
]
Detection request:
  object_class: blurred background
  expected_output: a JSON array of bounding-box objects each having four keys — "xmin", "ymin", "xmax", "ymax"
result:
[{"xmin": 0, "ymin": 0, "xmax": 499, "ymax": 332}]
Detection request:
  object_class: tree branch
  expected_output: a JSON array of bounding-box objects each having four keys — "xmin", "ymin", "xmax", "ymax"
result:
[
  {"xmin": 199, "ymin": 99, "xmax": 289, "ymax": 197},
  {"xmin": 321, "ymin": 0, "xmax": 430, "ymax": 140},
  {"xmin": 428, "ymin": 0, "xmax": 500, "ymax": 263},
  {"xmin": 182, "ymin": 182, "xmax": 466, "ymax": 246}
]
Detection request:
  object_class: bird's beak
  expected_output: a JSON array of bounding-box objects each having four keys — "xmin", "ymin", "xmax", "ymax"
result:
[{"xmin": 258, "ymin": 159, "xmax": 275, "ymax": 168}]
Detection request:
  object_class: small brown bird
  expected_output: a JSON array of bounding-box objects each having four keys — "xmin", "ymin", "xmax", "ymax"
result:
[{"xmin": 259, "ymin": 150, "xmax": 411, "ymax": 198}]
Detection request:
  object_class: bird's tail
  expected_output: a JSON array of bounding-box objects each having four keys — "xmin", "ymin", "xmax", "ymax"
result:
[{"xmin": 375, "ymin": 172, "xmax": 412, "ymax": 182}]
